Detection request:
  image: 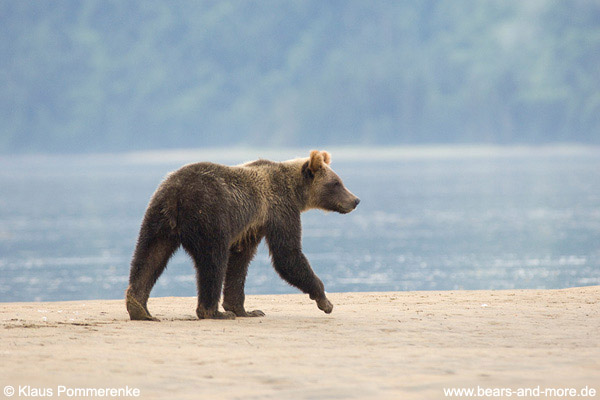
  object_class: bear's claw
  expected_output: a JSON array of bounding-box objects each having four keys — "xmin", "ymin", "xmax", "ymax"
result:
[
  {"xmin": 245, "ymin": 309, "xmax": 266, "ymax": 317},
  {"xmin": 316, "ymin": 298, "xmax": 333, "ymax": 314},
  {"xmin": 126, "ymin": 294, "xmax": 160, "ymax": 321},
  {"xmin": 196, "ymin": 309, "xmax": 236, "ymax": 320}
]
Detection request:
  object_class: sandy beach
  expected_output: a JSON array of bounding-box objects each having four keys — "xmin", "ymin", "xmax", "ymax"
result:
[{"xmin": 1, "ymin": 287, "xmax": 598, "ymax": 399}]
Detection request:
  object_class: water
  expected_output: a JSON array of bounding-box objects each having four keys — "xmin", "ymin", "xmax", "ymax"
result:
[{"xmin": 1, "ymin": 147, "xmax": 599, "ymax": 302}]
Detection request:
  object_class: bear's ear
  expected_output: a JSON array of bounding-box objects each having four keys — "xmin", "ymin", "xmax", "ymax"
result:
[
  {"xmin": 322, "ymin": 151, "xmax": 331, "ymax": 165},
  {"xmin": 308, "ymin": 150, "xmax": 325, "ymax": 173},
  {"xmin": 301, "ymin": 160, "xmax": 314, "ymax": 179}
]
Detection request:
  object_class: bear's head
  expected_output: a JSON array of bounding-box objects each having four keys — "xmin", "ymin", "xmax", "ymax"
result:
[{"xmin": 302, "ymin": 150, "xmax": 360, "ymax": 214}]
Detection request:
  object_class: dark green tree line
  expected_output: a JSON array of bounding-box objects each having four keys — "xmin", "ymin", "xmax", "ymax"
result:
[{"xmin": 1, "ymin": 0, "xmax": 599, "ymax": 153}]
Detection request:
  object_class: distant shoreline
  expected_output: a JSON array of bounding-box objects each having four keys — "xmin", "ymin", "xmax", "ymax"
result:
[{"xmin": 2, "ymin": 143, "xmax": 599, "ymax": 165}]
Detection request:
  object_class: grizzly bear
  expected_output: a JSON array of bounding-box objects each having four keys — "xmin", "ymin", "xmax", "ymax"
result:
[{"xmin": 125, "ymin": 150, "xmax": 360, "ymax": 320}]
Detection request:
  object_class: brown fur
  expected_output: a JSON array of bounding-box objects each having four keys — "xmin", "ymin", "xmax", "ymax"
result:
[{"xmin": 125, "ymin": 150, "xmax": 359, "ymax": 320}]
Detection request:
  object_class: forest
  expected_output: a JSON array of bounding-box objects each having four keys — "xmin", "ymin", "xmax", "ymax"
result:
[{"xmin": 1, "ymin": 0, "xmax": 599, "ymax": 153}]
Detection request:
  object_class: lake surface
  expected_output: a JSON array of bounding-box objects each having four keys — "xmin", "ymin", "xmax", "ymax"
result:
[{"xmin": 1, "ymin": 146, "xmax": 599, "ymax": 302}]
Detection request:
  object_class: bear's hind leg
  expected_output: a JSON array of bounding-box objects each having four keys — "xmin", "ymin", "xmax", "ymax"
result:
[
  {"xmin": 223, "ymin": 235, "xmax": 265, "ymax": 317},
  {"xmin": 126, "ymin": 237, "xmax": 178, "ymax": 321},
  {"xmin": 183, "ymin": 240, "xmax": 235, "ymax": 320}
]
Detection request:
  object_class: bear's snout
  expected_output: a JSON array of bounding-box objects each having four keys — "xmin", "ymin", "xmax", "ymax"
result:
[
  {"xmin": 337, "ymin": 195, "xmax": 360, "ymax": 214},
  {"xmin": 348, "ymin": 196, "xmax": 360, "ymax": 210},
  {"xmin": 347, "ymin": 196, "xmax": 360, "ymax": 212}
]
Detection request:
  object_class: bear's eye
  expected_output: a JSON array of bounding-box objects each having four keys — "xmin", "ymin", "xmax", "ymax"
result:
[{"xmin": 329, "ymin": 181, "xmax": 341, "ymax": 188}]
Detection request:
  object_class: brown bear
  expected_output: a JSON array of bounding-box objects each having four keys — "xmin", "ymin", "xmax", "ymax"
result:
[{"xmin": 125, "ymin": 150, "xmax": 360, "ymax": 320}]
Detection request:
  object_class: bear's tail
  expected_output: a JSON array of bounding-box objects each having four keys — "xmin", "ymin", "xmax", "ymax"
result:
[{"xmin": 160, "ymin": 195, "xmax": 179, "ymax": 231}]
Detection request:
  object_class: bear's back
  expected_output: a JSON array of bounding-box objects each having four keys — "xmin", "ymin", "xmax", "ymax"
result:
[
  {"xmin": 242, "ymin": 159, "xmax": 276, "ymax": 168},
  {"xmin": 157, "ymin": 162, "xmax": 270, "ymax": 232}
]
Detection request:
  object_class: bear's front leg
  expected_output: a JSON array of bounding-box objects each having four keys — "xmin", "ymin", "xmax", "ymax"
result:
[
  {"xmin": 266, "ymin": 219, "xmax": 334, "ymax": 315},
  {"xmin": 311, "ymin": 293, "xmax": 334, "ymax": 314},
  {"xmin": 222, "ymin": 306, "xmax": 266, "ymax": 318}
]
